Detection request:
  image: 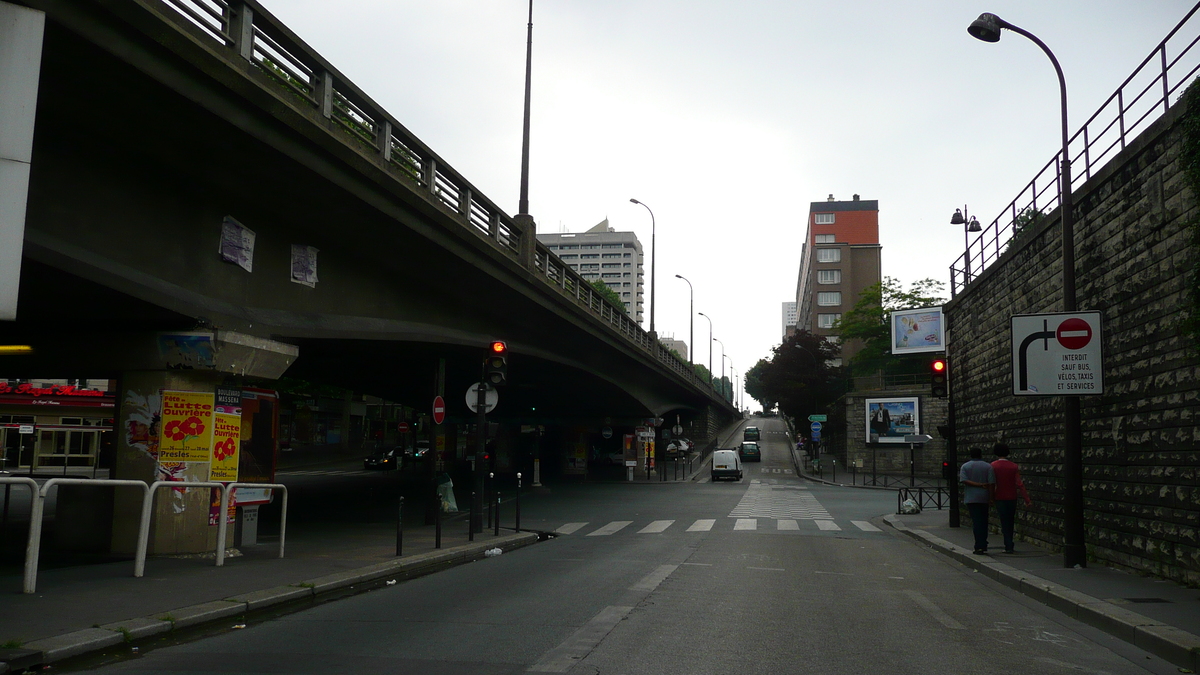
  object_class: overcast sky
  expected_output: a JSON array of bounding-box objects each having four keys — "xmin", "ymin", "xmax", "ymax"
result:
[{"xmin": 259, "ymin": 0, "xmax": 1196, "ymax": 405}]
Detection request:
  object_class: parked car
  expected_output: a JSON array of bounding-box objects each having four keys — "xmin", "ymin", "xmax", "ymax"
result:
[
  {"xmin": 743, "ymin": 426, "xmax": 760, "ymax": 441},
  {"xmin": 363, "ymin": 446, "xmax": 402, "ymax": 470},
  {"xmin": 739, "ymin": 441, "xmax": 761, "ymax": 462},
  {"xmin": 711, "ymin": 448, "xmax": 743, "ymax": 481}
]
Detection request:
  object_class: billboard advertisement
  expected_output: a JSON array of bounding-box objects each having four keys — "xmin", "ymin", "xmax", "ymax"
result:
[
  {"xmin": 890, "ymin": 307, "xmax": 945, "ymax": 355},
  {"xmin": 865, "ymin": 397, "xmax": 920, "ymax": 444}
]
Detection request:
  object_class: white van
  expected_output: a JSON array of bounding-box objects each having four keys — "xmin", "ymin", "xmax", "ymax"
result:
[{"xmin": 711, "ymin": 449, "xmax": 743, "ymax": 482}]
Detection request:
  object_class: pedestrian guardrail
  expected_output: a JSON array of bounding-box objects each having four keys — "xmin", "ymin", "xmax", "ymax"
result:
[
  {"xmin": 25, "ymin": 478, "xmax": 151, "ymax": 594},
  {"xmin": 897, "ymin": 486, "xmax": 950, "ymax": 513}
]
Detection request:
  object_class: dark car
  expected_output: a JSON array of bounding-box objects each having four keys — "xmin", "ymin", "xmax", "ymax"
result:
[
  {"xmin": 743, "ymin": 426, "xmax": 760, "ymax": 441},
  {"xmin": 739, "ymin": 441, "xmax": 761, "ymax": 462},
  {"xmin": 364, "ymin": 446, "xmax": 402, "ymax": 470}
]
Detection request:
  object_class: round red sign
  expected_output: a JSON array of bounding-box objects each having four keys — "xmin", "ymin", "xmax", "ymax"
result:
[
  {"xmin": 1056, "ymin": 317, "xmax": 1092, "ymax": 350},
  {"xmin": 397, "ymin": 422, "xmax": 410, "ymax": 433},
  {"xmin": 432, "ymin": 396, "xmax": 446, "ymax": 425}
]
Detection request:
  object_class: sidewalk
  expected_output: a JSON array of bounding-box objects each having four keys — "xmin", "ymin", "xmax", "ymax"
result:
[
  {"xmin": 794, "ymin": 455, "xmax": 1200, "ymax": 671},
  {"xmin": 0, "ymin": 511, "xmax": 537, "ymax": 672}
]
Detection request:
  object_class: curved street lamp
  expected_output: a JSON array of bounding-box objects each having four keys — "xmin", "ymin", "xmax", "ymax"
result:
[
  {"xmin": 968, "ymin": 12, "xmax": 1083, "ymax": 569},
  {"xmin": 698, "ymin": 312, "xmax": 714, "ymax": 386},
  {"xmin": 713, "ymin": 337, "xmax": 725, "ymax": 397},
  {"xmin": 629, "ymin": 198, "xmax": 656, "ymax": 335},
  {"xmin": 675, "ymin": 274, "xmax": 694, "ymax": 365}
]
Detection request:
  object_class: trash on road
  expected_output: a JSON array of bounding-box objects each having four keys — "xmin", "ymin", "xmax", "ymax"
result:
[{"xmin": 484, "ymin": 548, "xmax": 503, "ymax": 557}]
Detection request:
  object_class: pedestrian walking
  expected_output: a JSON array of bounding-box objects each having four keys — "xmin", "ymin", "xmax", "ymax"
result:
[
  {"xmin": 959, "ymin": 447, "xmax": 995, "ymax": 554},
  {"xmin": 991, "ymin": 443, "xmax": 1032, "ymax": 553}
]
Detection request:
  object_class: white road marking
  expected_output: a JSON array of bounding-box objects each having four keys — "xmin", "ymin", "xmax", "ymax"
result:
[
  {"xmin": 777, "ymin": 519, "xmax": 800, "ymax": 530},
  {"xmin": 586, "ymin": 521, "xmax": 632, "ymax": 536},
  {"xmin": 734, "ymin": 518, "xmax": 757, "ymax": 530},
  {"xmin": 554, "ymin": 522, "xmax": 587, "ymax": 535},
  {"xmin": 527, "ymin": 605, "xmax": 634, "ymax": 672},
  {"xmin": 902, "ymin": 590, "xmax": 966, "ymax": 630},
  {"xmin": 816, "ymin": 519, "xmax": 841, "ymax": 531},
  {"xmin": 747, "ymin": 566, "xmax": 785, "ymax": 571},
  {"xmin": 630, "ymin": 564, "xmax": 678, "ymax": 591},
  {"xmin": 687, "ymin": 519, "xmax": 715, "ymax": 532},
  {"xmin": 638, "ymin": 520, "xmax": 674, "ymax": 533},
  {"xmin": 852, "ymin": 520, "xmax": 882, "ymax": 532}
]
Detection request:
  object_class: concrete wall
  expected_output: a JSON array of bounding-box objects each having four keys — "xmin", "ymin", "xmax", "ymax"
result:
[
  {"xmin": 841, "ymin": 389, "xmax": 947, "ymax": 478},
  {"xmin": 946, "ymin": 99, "xmax": 1200, "ymax": 585}
]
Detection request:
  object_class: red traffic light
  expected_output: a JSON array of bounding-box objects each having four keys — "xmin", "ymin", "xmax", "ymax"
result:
[
  {"xmin": 932, "ymin": 359, "xmax": 946, "ymax": 372},
  {"xmin": 490, "ymin": 341, "xmax": 507, "ymax": 354}
]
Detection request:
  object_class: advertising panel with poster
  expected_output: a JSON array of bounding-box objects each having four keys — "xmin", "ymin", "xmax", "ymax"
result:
[
  {"xmin": 233, "ymin": 388, "xmax": 279, "ymax": 508},
  {"xmin": 158, "ymin": 390, "xmax": 215, "ymax": 464},
  {"xmin": 865, "ymin": 397, "xmax": 920, "ymax": 444},
  {"xmin": 890, "ymin": 307, "xmax": 945, "ymax": 355}
]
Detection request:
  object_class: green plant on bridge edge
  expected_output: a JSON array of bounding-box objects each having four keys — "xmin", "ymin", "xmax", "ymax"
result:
[{"xmin": 1176, "ymin": 78, "xmax": 1200, "ymax": 349}]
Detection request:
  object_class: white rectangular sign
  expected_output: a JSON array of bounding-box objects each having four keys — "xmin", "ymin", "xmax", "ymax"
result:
[
  {"xmin": 1011, "ymin": 311, "xmax": 1104, "ymax": 396},
  {"xmin": 890, "ymin": 306, "xmax": 945, "ymax": 355}
]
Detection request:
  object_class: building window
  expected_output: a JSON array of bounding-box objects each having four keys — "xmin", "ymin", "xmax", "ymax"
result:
[
  {"xmin": 816, "ymin": 248, "xmax": 841, "ymax": 263},
  {"xmin": 602, "ymin": 273, "xmax": 621, "ymax": 279},
  {"xmin": 815, "ymin": 234, "xmax": 835, "ymax": 243},
  {"xmin": 581, "ymin": 244, "xmax": 600, "ymax": 250},
  {"xmin": 602, "ymin": 263, "xmax": 621, "ymax": 269},
  {"xmin": 817, "ymin": 269, "xmax": 841, "ymax": 284},
  {"xmin": 817, "ymin": 313, "xmax": 841, "ymax": 328},
  {"xmin": 815, "ymin": 213, "xmax": 835, "ymax": 225},
  {"xmin": 560, "ymin": 254, "xmax": 577, "ymax": 260},
  {"xmin": 560, "ymin": 244, "xmax": 578, "ymax": 250},
  {"xmin": 817, "ymin": 292, "xmax": 841, "ymax": 306},
  {"xmin": 581, "ymin": 253, "xmax": 599, "ymax": 259}
]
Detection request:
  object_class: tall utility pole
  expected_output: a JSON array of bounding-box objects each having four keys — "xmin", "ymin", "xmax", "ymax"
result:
[{"xmin": 517, "ymin": 0, "xmax": 534, "ymax": 216}]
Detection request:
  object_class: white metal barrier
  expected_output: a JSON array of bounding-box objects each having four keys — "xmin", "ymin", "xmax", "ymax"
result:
[
  {"xmin": 136, "ymin": 481, "xmax": 227, "ymax": 575},
  {"xmin": 217, "ymin": 482, "xmax": 288, "ymax": 566},
  {"xmin": 2, "ymin": 477, "xmax": 40, "ymax": 594},
  {"xmin": 24, "ymin": 478, "xmax": 151, "ymax": 594}
]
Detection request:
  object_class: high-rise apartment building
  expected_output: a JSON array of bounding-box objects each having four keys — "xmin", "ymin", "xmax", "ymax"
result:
[
  {"xmin": 537, "ymin": 219, "xmax": 645, "ymax": 323},
  {"xmin": 781, "ymin": 302, "xmax": 797, "ymax": 339},
  {"xmin": 794, "ymin": 194, "xmax": 882, "ymax": 365}
]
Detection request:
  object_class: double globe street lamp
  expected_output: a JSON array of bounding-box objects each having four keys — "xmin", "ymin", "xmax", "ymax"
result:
[{"xmin": 950, "ymin": 207, "xmax": 982, "ymax": 282}]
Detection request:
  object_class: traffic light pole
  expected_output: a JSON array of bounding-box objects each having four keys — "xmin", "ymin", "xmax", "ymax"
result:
[
  {"xmin": 473, "ymin": 372, "xmax": 486, "ymax": 535},
  {"xmin": 947, "ymin": 350, "xmax": 960, "ymax": 528}
]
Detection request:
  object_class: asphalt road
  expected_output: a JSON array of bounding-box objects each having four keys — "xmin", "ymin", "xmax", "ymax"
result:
[{"xmin": 69, "ymin": 417, "xmax": 1174, "ymax": 674}]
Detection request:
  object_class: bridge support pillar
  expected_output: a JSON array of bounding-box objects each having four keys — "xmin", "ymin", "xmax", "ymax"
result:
[{"xmin": 109, "ymin": 332, "xmax": 298, "ymax": 556}]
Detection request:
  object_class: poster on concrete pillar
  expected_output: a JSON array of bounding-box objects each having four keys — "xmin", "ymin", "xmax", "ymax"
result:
[
  {"xmin": 159, "ymin": 390, "xmax": 216, "ymax": 463},
  {"xmin": 209, "ymin": 411, "xmax": 240, "ymax": 482}
]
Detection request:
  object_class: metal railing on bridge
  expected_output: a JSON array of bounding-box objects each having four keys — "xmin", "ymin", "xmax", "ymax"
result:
[
  {"xmin": 951, "ymin": 3, "xmax": 1200, "ymax": 296},
  {"xmin": 153, "ymin": 0, "xmax": 717, "ymax": 397}
]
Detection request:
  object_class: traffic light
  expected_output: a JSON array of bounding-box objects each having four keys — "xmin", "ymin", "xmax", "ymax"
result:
[
  {"xmin": 930, "ymin": 357, "xmax": 948, "ymax": 398},
  {"xmin": 485, "ymin": 341, "xmax": 508, "ymax": 386},
  {"xmin": 942, "ymin": 459, "xmax": 953, "ymax": 480}
]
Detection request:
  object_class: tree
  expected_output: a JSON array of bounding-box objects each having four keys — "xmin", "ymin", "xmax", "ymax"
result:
[
  {"xmin": 744, "ymin": 330, "xmax": 843, "ymax": 421},
  {"xmin": 589, "ymin": 279, "xmax": 625, "ymax": 312},
  {"xmin": 834, "ymin": 276, "xmax": 946, "ymax": 377}
]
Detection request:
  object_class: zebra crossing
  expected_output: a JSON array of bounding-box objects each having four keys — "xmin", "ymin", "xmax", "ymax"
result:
[
  {"xmin": 553, "ymin": 518, "xmax": 885, "ymax": 536},
  {"xmin": 729, "ymin": 483, "xmax": 831, "ymax": 520}
]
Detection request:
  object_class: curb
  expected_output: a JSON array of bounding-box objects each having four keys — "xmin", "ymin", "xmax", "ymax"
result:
[
  {"xmin": 9, "ymin": 531, "xmax": 539, "ymax": 669},
  {"xmin": 883, "ymin": 514, "xmax": 1200, "ymax": 672}
]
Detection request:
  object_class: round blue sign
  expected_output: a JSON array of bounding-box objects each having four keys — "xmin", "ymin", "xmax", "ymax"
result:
[{"xmin": 810, "ymin": 421, "xmax": 822, "ymax": 432}]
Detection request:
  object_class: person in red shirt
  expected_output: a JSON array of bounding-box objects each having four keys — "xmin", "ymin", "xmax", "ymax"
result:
[{"xmin": 991, "ymin": 443, "xmax": 1032, "ymax": 553}]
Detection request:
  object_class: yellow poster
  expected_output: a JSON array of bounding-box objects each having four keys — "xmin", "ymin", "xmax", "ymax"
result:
[
  {"xmin": 210, "ymin": 412, "xmax": 241, "ymax": 482},
  {"xmin": 159, "ymin": 390, "xmax": 215, "ymax": 462}
]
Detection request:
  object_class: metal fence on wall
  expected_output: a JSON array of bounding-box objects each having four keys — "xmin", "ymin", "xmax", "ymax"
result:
[{"xmin": 951, "ymin": 2, "xmax": 1200, "ymax": 296}]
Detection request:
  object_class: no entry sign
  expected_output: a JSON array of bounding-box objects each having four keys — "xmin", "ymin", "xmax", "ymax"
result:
[
  {"xmin": 432, "ymin": 396, "xmax": 446, "ymax": 425},
  {"xmin": 397, "ymin": 422, "xmax": 410, "ymax": 433},
  {"xmin": 1011, "ymin": 311, "xmax": 1104, "ymax": 396}
]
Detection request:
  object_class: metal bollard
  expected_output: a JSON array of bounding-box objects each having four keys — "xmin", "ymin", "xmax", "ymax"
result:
[
  {"xmin": 494, "ymin": 491, "xmax": 500, "ymax": 536},
  {"xmin": 515, "ymin": 472, "xmax": 522, "ymax": 532},
  {"xmin": 487, "ymin": 472, "xmax": 494, "ymax": 528},
  {"xmin": 469, "ymin": 491, "xmax": 475, "ymax": 542},
  {"xmin": 435, "ymin": 492, "xmax": 442, "ymax": 549},
  {"xmin": 396, "ymin": 495, "xmax": 404, "ymax": 556}
]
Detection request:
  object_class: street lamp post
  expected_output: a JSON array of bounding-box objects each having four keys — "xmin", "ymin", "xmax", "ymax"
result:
[
  {"xmin": 726, "ymin": 356, "xmax": 735, "ymax": 405},
  {"xmin": 950, "ymin": 206, "xmax": 982, "ymax": 282},
  {"xmin": 713, "ymin": 337, "xmax": 725, "ymax": 399},
  {"xmin": 630, "ymin": 199, "xmax": 656, "ymax": 336},
  {"xmin": 968, "ymin": 12, "xmax": 1084, "ymax": 568},
  {"xmin": 675, "ymin": 274, "xmax": 694, "ymax": 366},
  {"xmin": 698, "ymin": 312, "xmax": 714, "ymax": 386}
]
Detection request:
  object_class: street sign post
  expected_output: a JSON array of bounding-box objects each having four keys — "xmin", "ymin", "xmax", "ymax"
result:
[
  {"xmin": 1011, "ymin": 311, "xmax": 1104, "ymax": 396},
  {"xmin": 431, "ymin": 396, "xmax": 445, "ymax": 425},
  {"xmin": 466, "ymin": 384, "xmax": 498, "ymax": 413}
]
